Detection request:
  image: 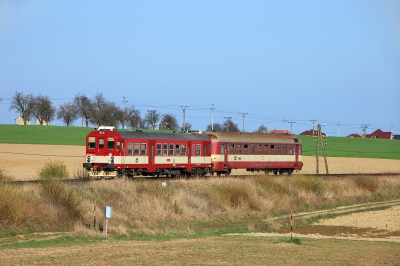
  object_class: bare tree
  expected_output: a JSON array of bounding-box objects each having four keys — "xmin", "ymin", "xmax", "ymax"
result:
[
  {"xmin": 161, "ymin": 114, "xmax": 179, "ymax": 130},
  {"xmin": 222, "ymin": 118, "xmax": 239, "ymax": 132},
  {"xmin": 9, "ymin": 91, "xmax": 34, "ymax": 125},
  {"xmin": 126, "ymin": 106, "xmax": 142, "ymax": 129},
  {"xmin": 181, "ymin": 122, "xmax": 192, "ymax": 132},
  {"xmin": 89, "ymin": 93, "xmax": 107, "ymax": 127},
  {"xmin": 206, "ymin": 122, "xmax": 223, "ymax": 132},
  {"xmin": 57, "ymin": 102, "xmax": 78, "ymax": 126},
  {"xmin": 31, "ymin": 95, "xmax": 56, "ymax": 125},
  {"xmin": 102, "ymin": 101, "xmax": 121, "ymax": 128},
  {"xmin": 144, "ymin": 110, "xmax": 160, "ymax": 130},
  {"xmin": 74, "ymin": 94, "xmax": 92, "ymax": 127},
  {"xmin": 254, "ymin": 124, "xmax": 268, "ymax": 133}
]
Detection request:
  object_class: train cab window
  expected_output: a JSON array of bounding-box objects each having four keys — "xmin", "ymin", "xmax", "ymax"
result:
[
  {"xmin": 237, "ymin": 144, "xmax": 242, "ymax": 154},
  {"xmin": 277, "ymin": 145, "xmax": 281, "ymax": 155},
  {"xmin": 157, "ymin": 143, "xmax": 162, "ymax": 156},
  {"xmin": 283, "ymin": 145, "xmax": 288, "ymax": 155},
  {"xmin": 128, "ymin": 142, "xmax": 133, "ymax": 155},
  {"xmin": 107, "ymin": 137, "xmax": 115, "ymax": 150},
  {"xmin": 141, "ymin": 143, "xmax": 146, "ymax": 155},
  {"xmin": 244, "ymin": 144, "xmax": 248, "ymax": 154},
  {"xmin": 88, "ymin": 137, "xmax": 96, "ymax": 150},
  {"xmin": 197, "ymin": 144, "xmax": 201, "ymax": 155},
  {"xmin": 99, "ymin": 138, "xmax": 104, "ymax": 149},
  {"xmin": 169, "ymin": 144, "xmax": 174, "ymax": 156},
  {"xmin": 257, "ymin": 144, "xmax": 262, "ymax": 154},
  {"xmin": 229, "ymin": 144, "xmax": 234, "ymax": 154},
  {"xmin": 182, "ymin": 144, "xmax": 187, "ymax": 156},
  {"xmin": 270, "ymin": 144, "xmax": 275, "ymax": 154},
  {"xmin": 134, "ymin": 143, "xmax": 140, "ymax": 155},
  {"xmin": 264, "ymin": 144, "xmax": 269, "ymax": 154},
  {"xmin": 163, "ymin": 143, "xmax": 168, "ymax": 155},
  {"xmin": 175, "ymin": 144, "xmax": 180, "ymax": 156},
  {"xmin": 290, "ymin": 145, "xmax": 294, "ymax": 155}
]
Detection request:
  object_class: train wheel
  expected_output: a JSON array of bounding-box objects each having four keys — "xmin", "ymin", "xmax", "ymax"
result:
[{"xmin": 273, "ymin": 170, "xmax": 278, "ymax": 175}]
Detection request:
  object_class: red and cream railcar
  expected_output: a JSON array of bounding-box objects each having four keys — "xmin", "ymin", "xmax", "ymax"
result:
[
  {"xmin": 83, "ymin": 127, "xmax": 212, "ymax": 178},
  {"xmin": 206, "ymin": 132, "xmax": 303, "ymax": 175}
]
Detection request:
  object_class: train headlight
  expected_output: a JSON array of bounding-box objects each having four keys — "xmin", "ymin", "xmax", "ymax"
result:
[{"xmin": 87, "ymin": 156, "xmax": 91, "ymax": 162}]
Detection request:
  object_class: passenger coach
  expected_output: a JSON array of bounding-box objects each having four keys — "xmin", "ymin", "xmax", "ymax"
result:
[
  {"xmin": 83, "ymin": 126, "xmax": 212, "ymax": 178},
  {"xmin": 206, "ymin": 132, "xmax": 303, "ymax": 175}
]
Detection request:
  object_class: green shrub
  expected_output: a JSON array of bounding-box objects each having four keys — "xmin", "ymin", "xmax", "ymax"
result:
[{"xmin": 38, "ymin": 160, "xmax": 69, "ymax": 180}]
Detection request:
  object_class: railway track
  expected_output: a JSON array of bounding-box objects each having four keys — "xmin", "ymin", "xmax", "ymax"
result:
[{"xmin": 3, "ymin": 172, "xmax": 400, "ymax": 184}]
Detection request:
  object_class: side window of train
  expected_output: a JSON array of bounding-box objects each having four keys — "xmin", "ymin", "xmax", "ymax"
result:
[
  {"xmin": 244, "ymin": 144, "xmax": 248, "ymax": 154},
  {"xmin": 284, "ymin": 145, "xmax": 288, "ymax": 155},
  {"xmin": 277, "ymin": 145, "xmax": 281, "ymax": 155},
  {"xmin": 299, "ymin": 145, "xmax": 302, "ymax": 155},
  {"xmin": 264, "ymin": 144, "xmax": 268, "ymax": 154},
  {"xmin": 257, "ymin": 144, "xmax": 262, "ymax": 154},
  {"xmin": 157, "ymin": 143, "xmax": 162, "ymax": 156},
  {"xmin": 220, "ymin": 144, "xmax": 224, "ymax": 155},
  {"xmin": 99, "ymin": 138, "xmax": 104, "ymax": 149},
  {"xmin": 290, "ymin": 145, "xmax": 294, "ymax": 155},
  {"xmin": 229, "ymin": 144, "xmax": 234, "ymax": 154},
  {"xmin": 169, "ymin": 144, "xmax": 174, "ymax": 156},
  {"xmin": 270, "ymin": 144, "xmax": 275, "ymax": 154},
  {"xmin": 134, "ymin": 143, "xmax": 140, "ymax": 155},
  {"xmin": 182, "ymin": 144, "xmax": 187, "ymax": 156},
  {"xmin": 237, "ymin": 144, "xmax": 242, "ymax": 154},
  {"xmin": 107, "ymin": 137, "xmax": 115, "ymax": 150},
  {"xmin": 163, "ymin": 143, "xmax": 168, "ymax": 156},
  {"xmin": 197, "ymin": 144, "xmax": 201, "ymax": 156},
  {"xmin": 251, "ymin": 144, "xmax": 255, "ymax": 154},
  {"xmin": 88, "ymin": 137, "xmax": 95, "ymax": 150},
  {"xmin": 128, "ymin": 142, "xmax": 133, "ymax": 156},
  {"xmin": 141, "ymin": 143, "xmax": 146, "ymax": 156},
  {"xmin": 175, "ymin": 144, "xmax": 180, "ymax": 156},
  {"xmin": 117, "ymin": 141, "xmax": 122, "ymax": 152}
]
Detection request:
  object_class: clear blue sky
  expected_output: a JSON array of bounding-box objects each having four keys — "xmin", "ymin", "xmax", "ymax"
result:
[{"xmin": 1, "ymin": 0, "xmax": 399, "ymax": 136}]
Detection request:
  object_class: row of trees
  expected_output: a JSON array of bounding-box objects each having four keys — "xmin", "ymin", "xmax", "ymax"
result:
[{"xmin": 8, "ymin": 91, "xmax": 268, "ymax": 132}]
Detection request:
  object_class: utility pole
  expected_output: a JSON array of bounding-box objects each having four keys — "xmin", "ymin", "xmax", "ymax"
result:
[
  {"xmin": 283, "ymin": 116, "xmax": 287, "ymax": 133},
  {"xmin": 122, "ymin": 96, "xmax": 128, "ymax": 129},
  {"xmin": 361, "ymin": 124, "xmax": 369, "ymax": 138},
  {"xmin": 210, "ymin": 104, "xmax": 215, "ymax": 131},
  {"xmin": 239, "ymin": 113, "xmax": 248, "ymax": 132},
  {"xmin": 288, "ymin": 121, "xmax": 296, "ymax": 134},
  {"xmin": 179, "ymin": 105, "xmax": 189, "ymax": 132},
  {"xmin": 224, "ymin": 117, "xmax": 232, "ymax": 132},
  {"xmin": 336, "ymin": 121, "xmax": 341, "ymax": 137},
  {"xmin": 315, "ymin": 124, "xmax": 329, "ymax": 174},
  {"xmin": 310, "ymin": 119, "xmax": 318, "ymax": 135}
]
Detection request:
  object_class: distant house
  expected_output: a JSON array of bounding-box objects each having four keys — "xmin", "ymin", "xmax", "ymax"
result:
[
  {"xmin": 267, "ymin": 130, "xmax": 294, "ymax": 135},
  {"xmin": 35, "ymin": 118, "xmax": 50, "ymax": 126},
  {"xmin": 347, "ymin": 133, "xmax": 361, "ymax": 138},
  {"xmin": 15, "ymin": 116, "xmax": 30, "ymax": 125},
  {"xmin": 299, "ymin": 130, "xmax": 326, "ymax": 136},
  {"xmin": 365, "ymin": 129, "xmax": 393, "ymax": 140}
]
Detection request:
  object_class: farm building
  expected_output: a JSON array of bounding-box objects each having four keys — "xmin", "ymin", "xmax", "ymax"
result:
[
  {"xmin": 267, "ymin": 130, "xmax": 294, "ymax": 135},
  {"xmin": 15, "ymin": 116, "xmax": 30, "ymax": 125},
  {"xmin": 299, "ymin": 129, "xmax": 326, "ymax": 136},
  {"xmin": 348, "ymin": 129, "xmax": 393, "ymax": 140}
]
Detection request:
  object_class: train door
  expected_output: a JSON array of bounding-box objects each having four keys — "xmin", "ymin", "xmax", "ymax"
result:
[
  {"xmin": 149, "ymin": 142, "xmax": 154, "ymax": 172},
  {"xmin": 222, "ymin": 143, "xmax": 228, "ymax": 166}
]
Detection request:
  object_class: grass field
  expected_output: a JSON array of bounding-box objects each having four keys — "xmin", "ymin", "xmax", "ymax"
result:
[{"xmin": 1, "ymin": 124, "xmax": 399, "ymax": 159}]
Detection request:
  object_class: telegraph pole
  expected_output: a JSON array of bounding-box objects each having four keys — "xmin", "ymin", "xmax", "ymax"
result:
[
  {"xmin": 239, "ymin": 113, "xmax": 248, "ymax": 132},
  {"xmin": 361, "ymin": 124, "xmax": 369, "ymax": 138},
  {"xmin": 224, "ymin": 117, "xmax": 232, "ymax": 132},
  {"xmin": 310, "ymin": 119, "xmax": 318, "ymax": 135},
  {"xmin": 288, "ymin": 121, "xmax": 296, "ymax": 134},
  {"xmin": 122, "ymin": 96, "xmax": 128, "ymax": 129},
  {"xmin": 210, "ymin": 104, "xmax": 215, "ymax": 131},
  {"xmin": 179, "ymin": 105, "xmax": 189, "ymax": 132},
  {"xmin": 336, "ymin": 121, "xmax": 341, "ymax": 137},
  {"xmin": 315, "ymin": 124, "xmax": 329, "ymax": 174}
]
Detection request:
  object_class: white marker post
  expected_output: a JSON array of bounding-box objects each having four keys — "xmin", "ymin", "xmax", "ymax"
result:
[{"xmin": 105, "ymin": 206, "xmax": 113, "ymax": 236}]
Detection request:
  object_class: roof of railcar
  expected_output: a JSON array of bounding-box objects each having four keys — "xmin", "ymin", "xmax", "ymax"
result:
[
  {"xmin": 116, "ymin": 131, "xmax": 210, "ymax": 141},
  {"xmin": 205, "ymin": 132, "xmax": 301, "ymax": 143}
]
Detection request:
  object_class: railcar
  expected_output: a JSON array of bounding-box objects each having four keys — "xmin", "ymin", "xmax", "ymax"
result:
[
  {"xmin": 206, "ymin": 132, "xmax": 303, "ymax": 175},
  {"xmin": 83, "ymin": 126, "xmax": 212, "ymax": 178}
]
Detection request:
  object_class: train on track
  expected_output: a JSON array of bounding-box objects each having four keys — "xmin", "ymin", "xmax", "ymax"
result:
[{"xmin": 83, "ymin": 126, "xmax": 303, "ymax": 178}]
